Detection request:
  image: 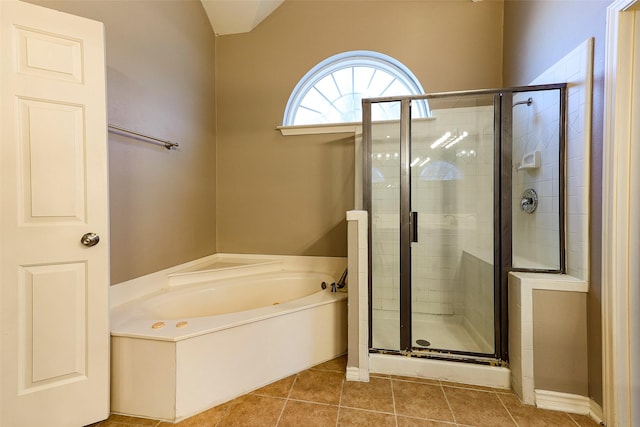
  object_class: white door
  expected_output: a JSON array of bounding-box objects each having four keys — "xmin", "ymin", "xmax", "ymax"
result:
[{"xmin": 0, "ymin": 1, "xmax": 109, "ymax": 426}]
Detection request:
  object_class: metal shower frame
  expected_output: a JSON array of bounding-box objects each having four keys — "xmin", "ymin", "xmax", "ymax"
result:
[{"xmin": 362, "ymin": 83, "xmax": 568, "ymax": 364}]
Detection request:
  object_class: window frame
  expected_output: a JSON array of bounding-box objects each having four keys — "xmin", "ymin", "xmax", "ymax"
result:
[{"xmin": 282, "ymin": 50, "xmax": 428, "ymax": 127}]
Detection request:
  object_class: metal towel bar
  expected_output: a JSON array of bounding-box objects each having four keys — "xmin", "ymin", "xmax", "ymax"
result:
[{"xmin": 108, "ymin": 124, "xmax": 179, "ymax": 150}]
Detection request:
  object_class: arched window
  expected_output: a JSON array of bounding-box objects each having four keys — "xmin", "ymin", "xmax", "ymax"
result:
[{"xmin": 283, "ymin": 51, "xmax": 428, "ymax": 126}]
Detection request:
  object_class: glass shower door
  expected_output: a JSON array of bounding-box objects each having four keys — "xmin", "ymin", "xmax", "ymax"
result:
[
  {"xmin": 366, "ymin": 92, "xmax": 500, "ymax": 358},
  {"xmin": 409, "ymin": 94, "xmax": 497, "ymax": 355}
]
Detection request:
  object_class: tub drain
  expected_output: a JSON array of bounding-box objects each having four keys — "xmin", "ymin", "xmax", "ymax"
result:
[{"xmin": 415, "ymin": 339, "xmax": 431, "ymax": 347}]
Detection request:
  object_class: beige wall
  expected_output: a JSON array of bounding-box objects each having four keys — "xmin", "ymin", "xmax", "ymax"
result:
[
  {"xmin": 533, "ymin": 290, "xmax": 588, "ymax": 396},
  {"xmin": 503, "ymin": 0, "xmax": 611, "ymax": 405},
  {"xmin": 25, "ymin": 0, "xmax": 217, "ymax": 284},
  {"xmin": 215, "ymin": 0, "xmax": 503, "ymax": 256}
]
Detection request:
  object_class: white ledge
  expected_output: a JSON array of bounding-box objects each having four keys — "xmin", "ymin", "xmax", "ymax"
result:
[
  {"xmin": 509, "ymin": 271, "xmax": 588, "ymax": 293},
  {"xmin": 277, "ymin": 122, "xmax": 362, "ymax": 136}
]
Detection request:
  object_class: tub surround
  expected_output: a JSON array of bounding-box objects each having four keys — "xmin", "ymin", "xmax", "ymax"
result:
[
  {"xmin": 110, "ymin": 254, "xmax": 347, "ymax": 422},
  {"xmin": 346, "ymin": 210, "xmax": 369, "ymax": 382},
  {"xmin": 110, "ymin": 253, "xmax": 346, "ymax": 307}
]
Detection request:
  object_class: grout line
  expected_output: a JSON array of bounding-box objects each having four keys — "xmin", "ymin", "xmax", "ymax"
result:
[
  {"xmin": 311, "ymin": 368, "xmax": 346, "ymax": 373},
  {"xmin": 247, "ymin": 394, "xmax": 289, "ymax": 401},
  {"xmin": 567, "ymin": 413, "xmax": 585, "ymax": 426},
  {"xmin": 250, "ymin": 393, "xmax": 278, "ymax": 400},
  {"xmin": 274, "ymin": 400, "xmax": 287, "ymax": 427},
  {"xmin": 391, "ymin": 376, "xmax": 440, "ymax": 386},
  {"xmin": 214, "ymin": 398, "xmax": 239, "ymax": 427},
  {"xmin": 389, "ymin": 378, "xmax": 399, "ymax": 427},
  {"xmin": 286, "ymin": 397, "xmax": 339, "ymax": 407},
  {"xmin": 274, "ymin": 374, "xmax": 300, "ymax": 427},
  {"xmin": 496, "ymin": 391, "xmax": 520, "ymax": 427},
  {"xmin": 338, "ymin": 405, "xmax": 396, "ymax": 416},
  {"xmin": 394, "ymin": 414, "xmax": 459, "ymax": 425},
  {"xmin": 336, "ymin": 373, "xmax": 345, "ymax": 427},
  {"xmin": 285, "ymin": 374, "xmax": 298, "ymax": 399},
  {"xmin": 440, "ymin": 381, "xmax": 459, "ymax": 425}
]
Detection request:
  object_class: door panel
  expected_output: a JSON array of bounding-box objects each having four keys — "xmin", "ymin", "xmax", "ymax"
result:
[
  {"xmin": 19, "ymin": 98, "xmax": 86, "ymax": 221},
  {"xmin": 16, "ymin": 26, "xmax": 84, "ymax": 82},
  {"xmin": 1, "ymin": 1, "xmax": 109, "ymax": 426},
  {"xmin": 24, "ymin": 262, "xmax": 87, "ymax": 387}
]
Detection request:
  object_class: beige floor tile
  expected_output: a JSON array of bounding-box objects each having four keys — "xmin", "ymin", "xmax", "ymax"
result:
[
  {"xmin": 217, "ymin": 395, "xmax": 285, "ymax": 427},
  {"xmin": 338, "ymin": 407, "xmax": 396, "ymax": 427},
  {"xmin": 96, "ymin": 422, "xmax": 158, "ymax": 427},
  {"xmin": 251, "ymin": 375, "xmax": 296, "ymax": 398},
  {"xmin": 391, "ymin": 375, "xmax": 440, "ymax": 385},
  {"xmin": 369, "ymin": 372, "xmax": 392, "ymax": 378},
  {"xmin": 100, "ymin": 414, "xmax": 158, "ymax": 426},
  {"xmin": 443, "ymin": 386, "xmax": 515, "ymax": 427},
  {"xmin": 392, "ymin": 381, "xmax": 454, "ymax": 422},
  {"xmin": 278, "ymin": 400, "xmax": 339, "ymax": 427},
  {"xmin": 95, "ymin": 358, "xmax": 598, "ymax": 427},
  {"xmin": 96, "ymin": 422, "xmax": 157, "ymax": 427},
  {"xmin": 439, "ymin": 381, "xmax": 497, "ymax": 392},
  {"xmin": 313, "ymin": 354, "xmax": 347, "ymax": 372},
  {"xmin": 289, "ymin": 369, "xmax": 344, "ymax": 405},
  {"xmin": 569, "ymin": 413, "xmax": 602, "ymax": 426},
  {"xmin": 341, "ymin": 376, "xmax": 394, "ymax": 412},
  {"xmin": 397, "ymin": 415, "xmax": 457, "ymax": 426},
  {"xmin": 156, "ymin": 403, "xmax": 229, "ymax": 427},
  {"xmin": 498, "ymin": 393, "xmax": 578, "ymax": 426}
]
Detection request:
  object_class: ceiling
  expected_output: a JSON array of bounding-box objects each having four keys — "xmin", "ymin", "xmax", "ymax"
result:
[{"xmin": 200, "ymin": 0, "xmax": 285, "ymax": 36}]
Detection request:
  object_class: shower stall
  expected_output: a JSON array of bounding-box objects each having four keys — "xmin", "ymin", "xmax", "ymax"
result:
[{"xmin": 362, "ymin": 84, "xmax": 566, "ymax": 365}]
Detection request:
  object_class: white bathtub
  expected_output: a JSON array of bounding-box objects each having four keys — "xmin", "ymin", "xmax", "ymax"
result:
[{"xmin": 110, "ymin": 254, "xmax": 348, "ymax": 422}]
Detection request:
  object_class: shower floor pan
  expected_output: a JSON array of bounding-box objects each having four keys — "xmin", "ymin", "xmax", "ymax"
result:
[{"xmin": 372, "ymin": 313, "xmax": 493, "ymax": 354}]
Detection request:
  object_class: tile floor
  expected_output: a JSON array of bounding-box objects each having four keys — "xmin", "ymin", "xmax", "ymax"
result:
[{"xmin": 91, "ymin": 355, "xmax": 601, "ymax": 427}]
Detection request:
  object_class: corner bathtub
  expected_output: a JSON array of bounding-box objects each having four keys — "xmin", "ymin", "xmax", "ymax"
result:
[{"xmin": 110, "ymin": 255, "xmax": 347, "ymax": 422}]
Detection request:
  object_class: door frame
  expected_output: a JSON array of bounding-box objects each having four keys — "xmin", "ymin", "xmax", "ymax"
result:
[{"xmin": 602, "ymin": 1, "xmax": 640, "ymax": 425}]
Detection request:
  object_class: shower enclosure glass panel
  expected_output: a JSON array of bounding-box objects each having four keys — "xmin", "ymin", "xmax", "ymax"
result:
[
  {"xmin": 369, "ymin": 103, "xmax": 402, "ymax": 351},
  {"xmin": 511, "ymin": 88, "xmax": 565, "ymax": 271},
  {"xmin": 410, "ymin": 94, "xmax": 496, "ymax": 354}
]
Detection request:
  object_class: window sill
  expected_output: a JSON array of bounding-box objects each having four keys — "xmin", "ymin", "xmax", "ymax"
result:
[{"xmin": 277, "ymin": 122, "xmax": 362, "ymax": 136}]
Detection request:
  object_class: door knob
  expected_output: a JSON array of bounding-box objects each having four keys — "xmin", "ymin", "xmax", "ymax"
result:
[{"xmin": 80, "ymin": 232, "xmax": 100, "ymax": 247}]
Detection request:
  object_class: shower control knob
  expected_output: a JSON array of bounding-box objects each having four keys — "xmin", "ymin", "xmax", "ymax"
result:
[
  {"xmin": 521, "ymin": 198, "xmax": 533, "ymax": 209},
  {"xmin": 520, "ymin": 188, "xmax": 538, "ymax": 214},
  {"xmin": 80, "ymin": 232, "xmax": 100, "ymax": 247}
]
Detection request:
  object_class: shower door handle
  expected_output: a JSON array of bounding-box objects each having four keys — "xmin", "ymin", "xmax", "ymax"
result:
[{"xmin": 410, "ymin": 211, "xmax": 418, "ymax": 243}]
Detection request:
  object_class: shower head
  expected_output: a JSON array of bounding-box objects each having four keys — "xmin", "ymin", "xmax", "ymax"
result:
[{"xmin": 513, "ymin": 97, "xmax": 533, "ymax": 108}]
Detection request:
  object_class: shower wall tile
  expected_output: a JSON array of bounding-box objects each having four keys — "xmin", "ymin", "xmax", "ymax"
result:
[
  {"xmin": 528, "ymin": 38, "xmax": 594, "ymax": 280},
  {"xmin": 460, "ymin": 251, "xmax": 494, "ymax": 352},
  {"xmin": 512, "ymin": 87, "xmax": 562, "ymax": 269}
]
